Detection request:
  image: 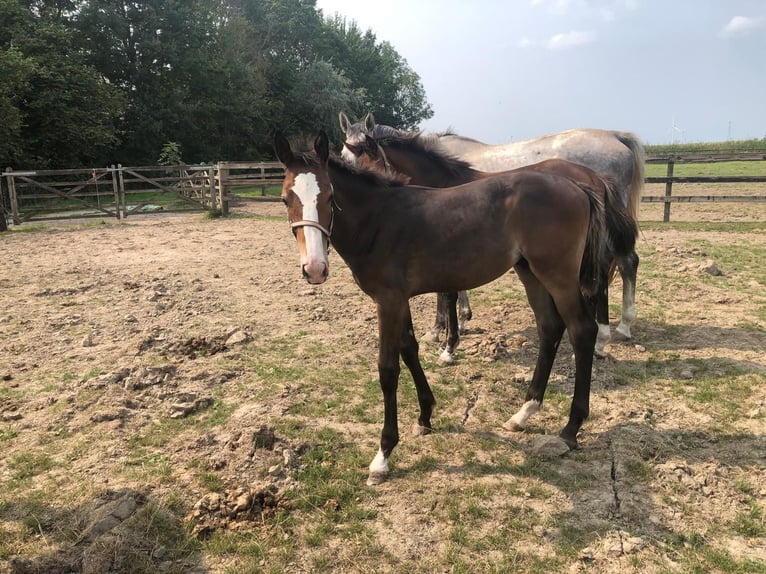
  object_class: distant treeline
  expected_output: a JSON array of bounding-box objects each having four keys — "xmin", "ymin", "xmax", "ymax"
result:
[
  {"xmin": 0, "ymin": 1, "xmax": 433, "ymax": 170},
  {"xmin": 645, "ymin": 139, "xmax": 766, "ymax": 156}
]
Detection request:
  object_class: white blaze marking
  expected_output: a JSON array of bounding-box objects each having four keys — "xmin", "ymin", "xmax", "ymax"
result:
[
  {"xmin": 293, "ymin": 172, "xmax": 321, "ymax": 222},
  {"xmin": 509, "ymin": 399, "xmax": 541, "ymax": 430},
  {"xmin": 292, "ymin": 173, "xmax": 327, "ymax": 267}
]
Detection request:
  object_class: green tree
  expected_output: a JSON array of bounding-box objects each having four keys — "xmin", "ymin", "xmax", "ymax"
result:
[
  {"xmin": 318, "ymin": 15, "xmax": 432, "ymax": 130},
  {"xmin": 1, "ymin": 0, "xmax": 124, "ymax": 168}
]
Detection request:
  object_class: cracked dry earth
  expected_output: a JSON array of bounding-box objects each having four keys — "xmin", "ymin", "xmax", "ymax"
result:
[{"xmin": 1, "ymin": 201, "xmax": 765, "ymax": 573}]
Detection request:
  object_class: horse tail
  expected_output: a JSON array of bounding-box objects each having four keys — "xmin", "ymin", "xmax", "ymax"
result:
[
  {"xmin": 578, "ymin": 185, "xmax": 606, "ymax": 297},
  {"xmin": 579, "ymin": 176, "xmax": 639, "ymax": 296},
  {"xmin": 601, "ymin": 175, "xmax": 639, "ymax": 259},
  {"xmin": 615, "ymin": 131, "xmax": 646, "ymax": 221}
]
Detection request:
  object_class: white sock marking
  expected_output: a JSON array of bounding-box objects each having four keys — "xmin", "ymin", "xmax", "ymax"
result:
[
  {"xmin": 509, "ymin": 399, "xmax": 541, "ymax": 430},
  {"xmin": 369, "ymin": 448, "xmax": 389, "ymax": 475},
  {"xmin": 595, "ymin": 323, "xmax": 611, "ymax": 356}
]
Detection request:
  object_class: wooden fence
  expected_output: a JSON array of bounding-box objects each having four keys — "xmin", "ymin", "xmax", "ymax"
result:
[
  {"xmin": 0, "ymin": 161, "xmax": 283, "ymax": 225},
  {"xmin": 643, "ymin": 152, "xmax": 766, "ymax": 222},
  {"xmin": 3, "ymin": 154, "xmax": 766, "ymax": 227}
]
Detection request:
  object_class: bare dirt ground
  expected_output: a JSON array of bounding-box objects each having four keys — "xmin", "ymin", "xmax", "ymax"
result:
[{"xmin": 1, "ymin": 200, "xmax": 765, "ymax": 573}]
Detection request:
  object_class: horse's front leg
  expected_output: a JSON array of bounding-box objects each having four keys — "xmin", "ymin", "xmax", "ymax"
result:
[
  {"xmin": 615, "ymin": 250, "xmax": 639, "ymax": 339},
  {"xmin": 368, "ymin": 300, "xmax": 407, "ymax": 486}
]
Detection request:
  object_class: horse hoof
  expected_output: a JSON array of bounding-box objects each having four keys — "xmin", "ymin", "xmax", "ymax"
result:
[
  {"xmin": 437, "ymin": 350, "xmax": 454, "ymax": 364},
  {"xmin": 558, "ymin": 433, "xmax": 579, "ymax": 450},
  {"xmin": 367, "ymin": 471, "xmax": 388, "ymax": 486},
  {"xmin": 412, "ymin": 422, "xmax": 432, "ymax": 436},
  {"xmin": 614, "ymin": 323, "xmax": 632, "ymax": 340},
  {"xmin": 503, "ymin": 419, "xmax": 525, "ymax": 432},
  {"xmin": 421, "ymin": 330, "xmax": 442, "ymax": 343}
]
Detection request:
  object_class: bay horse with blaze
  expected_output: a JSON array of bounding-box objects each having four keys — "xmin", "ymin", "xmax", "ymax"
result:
[{"xmin": 275, "ymin": 130, "xmax": 637, "ymax": 486}]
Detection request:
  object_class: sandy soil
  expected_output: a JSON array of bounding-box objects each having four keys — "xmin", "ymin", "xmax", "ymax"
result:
[{"xmin": 1, "ymin": 200, "xmax": 764, "ymax": 573}]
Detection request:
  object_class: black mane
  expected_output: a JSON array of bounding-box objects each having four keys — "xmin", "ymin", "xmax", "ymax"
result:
[
  {"xmin": 375, "ymin": 132, "xmax": 481, "ymax": 181},
  {"xmin": 328, "ymin": 155, "xmax": 409, "ymax": 188}
]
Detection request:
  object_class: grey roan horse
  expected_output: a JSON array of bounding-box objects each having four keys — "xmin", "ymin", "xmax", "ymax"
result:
[
  {"xmin": 339, "ymin": 112, "xmax": 645, "ymax": 349},
  {"xmin": 275, "ymin": 130, "xmax": 637, "ymax": 485}
]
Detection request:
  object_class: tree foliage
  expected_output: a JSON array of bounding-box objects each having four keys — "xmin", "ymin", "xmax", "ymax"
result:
[{"xmin": 0, "ymin": 0, "xmax": 432, "ymax": 168}]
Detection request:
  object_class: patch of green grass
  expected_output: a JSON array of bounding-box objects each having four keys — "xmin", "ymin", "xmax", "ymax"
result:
[
  {"xmin": 131, "ymin": 501, "xmax": 201, "ymax": 560},
  {"xmin": 234, "ymin": 184, "xmax": 282, "ymax": 198},
  {"xmin": 198, "ymin": 471, "xmax": 224, "ymax": 493},
  {"xmin": 733, "ymin": 500, "xmax": 764, "ymax": 538},
  {"xmin": 639, "ymin": 220, "xmax": 766, "ymax": 233},
  {"xmin": 120, "ymin": 451, "xmax": 173, "ymax": 482},
  {"xmin": 669, "ymin": 372, "xmax": 762, "ymax": 422},
  {"xmin": 645, "ymin": 140, "xmax": 766, "ymax": 155},
  {"xmin": 128, "ymin": 399, "xmax": 235, "ymax": 449},
  {"xmin": 7, "ymin": 452, "xmax": 56, "ymax": 480},
  {"xmin": 0, "ymin": 428, "xmax": 18, "ymax": 442},
  {"xmin": 666, "ymin": 531, "xmax": 766, "ymax": 573}
]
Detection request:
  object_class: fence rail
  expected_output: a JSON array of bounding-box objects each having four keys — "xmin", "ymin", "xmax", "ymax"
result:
[
  {"xmin": 2, "ymin": 153, "xmax": 766, "ymax": 228},
  {"xmin": 0, "ymin": 161, "xmax": 283, "ymax": 225},
  {"xmin": 642, "ymin": 153, "xmax": 766, "ymax": 222}
]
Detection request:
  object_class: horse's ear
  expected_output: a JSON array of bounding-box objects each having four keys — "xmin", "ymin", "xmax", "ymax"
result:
[
  {"xmin": 314, "ymin": 130, "xmax": 330, "ymax": 164},
  {"xmin": 339, "ymin": 111, "xmax": 349, "ymax": 134},
  {"xmin": 274, "ymin": 132, "xmax": 293, "ymax": 165},
  {"xmin": 364, "ymin": 112, "xmax": 375, "ymax": 133},
  {"xmin": 364, "ymin": 134, "xmax": 379, "ymax": 159}
]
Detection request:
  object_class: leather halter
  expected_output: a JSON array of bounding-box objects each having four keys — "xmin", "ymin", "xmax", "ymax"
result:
[{"xmin": 290, "ymin": 219, "xmax": 331, "ymax": 238}]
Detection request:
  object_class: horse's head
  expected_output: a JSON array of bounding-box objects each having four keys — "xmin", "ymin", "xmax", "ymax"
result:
[
  {"xmin": 339, "ymin": 111, "xmax": 375, "ymax": 164},
  {"xmin": 274, "ymin": 130, "xmax": 333, "ymax": 285}
]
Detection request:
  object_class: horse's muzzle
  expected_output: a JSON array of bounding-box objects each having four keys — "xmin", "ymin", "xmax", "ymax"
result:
[{"xmin": 302, "ymin": 261, "xmax": 329, "ymax": 284}]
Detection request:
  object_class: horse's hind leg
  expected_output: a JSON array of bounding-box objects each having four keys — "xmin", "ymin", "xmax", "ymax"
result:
[
  {"xmin": 594, "ymin": 275, "xmax": 611, "ymax": 358},
  {"xmin": 504, "ymin": 265, "xmax": 565, "ymax": 433},
  {"xmin": 424, "ymin": 293, "xmax": 447, "ymax": 342},
  {"xmin": 457, "ymin": 290, "xmax": 472, "ymax": 333},
  {"xmin": 400, "ymin": 310, "xmax": 437, "ymax": 435},
  {"xmin": 438, "ymin": 292, "xmax": 460, "ymax": 364},
  {"xmin": 615, "ymin": 250, "xmax": 639, "ymax": 339},
  {"xmin": 557, "ymin": 293, "xmax": 597, "ymax": 448}
]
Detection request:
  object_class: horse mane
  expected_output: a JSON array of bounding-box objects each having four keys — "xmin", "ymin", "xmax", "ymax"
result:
[
  {"xmin": 371, "ymin": 124, "xmax": 407, "ymax": 138},
  {"xmin": 327, "ymin": 155, "xmax": 409, "ymax": 188},
  {"xmin": 375, "ymin": 131, "xmax": 481, "ymax": 181}
]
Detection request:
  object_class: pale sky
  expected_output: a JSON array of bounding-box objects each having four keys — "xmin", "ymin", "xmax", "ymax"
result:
[{"xmin": 315, "ymin": 0, "xmax": 766, "ymax": 145}]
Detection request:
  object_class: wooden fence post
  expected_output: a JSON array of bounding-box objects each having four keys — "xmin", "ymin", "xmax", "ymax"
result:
[
  {"xmin": 0, "ymin": 172, "xmax": 7, "ymax": 232},
  {"xmin": 110, "ymin": 165, "xmax": 121, "ymax": 219},
  {"xmin": 663, "ymin": 159, "xmax": 674, "ymax": 223},
  {"xmin": 260, "ymin": 164, "xmax": 266, "ymax": 196},
  {"xmin": 216, "ymin": 162, "xmax": 229, "ymax": 216},
  {"xmin": 6, "ymin": 168, "xmax": 20, "ymax": 225},
  {"xmin": 117, "ymin": 164, "xmax": 127, "ymax": 218}
]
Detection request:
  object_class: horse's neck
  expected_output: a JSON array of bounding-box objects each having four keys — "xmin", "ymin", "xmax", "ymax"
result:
[
  {"xmin": 383, "ymin": 143, "xmax": 479, "ymax": 187},
  {"xmin": 326, "ymin": 162, "xmax": 381, "ymax": 253}
]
